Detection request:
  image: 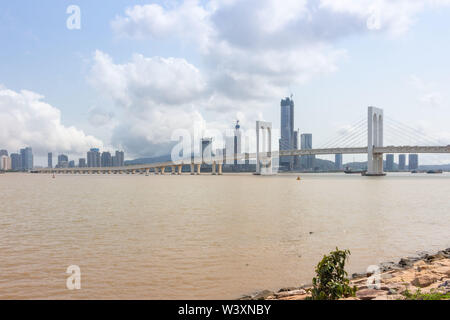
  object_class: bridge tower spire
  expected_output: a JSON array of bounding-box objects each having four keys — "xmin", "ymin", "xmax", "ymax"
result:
[{"xmin": 367, "ymin": 106, "xmax": 385, "ymax": 176}]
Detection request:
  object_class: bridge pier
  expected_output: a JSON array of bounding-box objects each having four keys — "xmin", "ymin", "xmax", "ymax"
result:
[
  {"xmin": 256, "ymin": 121, "xmax": 273, "ymax": 175},
  {"xmin": 212, "ymin": 162, "xmax": 216, "ymax": 175},
  {"xmin": 190, "ymin": 164, "xmax": 195, "ymax": 175},
  {"xmin": 177, "ymin": 165, "xmax": 182, "ymax": 175},
  {"xmin": 367, "ymin": 107, "xmax": 386, "ymax": 176},
  {"xmin": 196, "ymin": 164, "xmax": 201, "ymax": 175},
  {"xmin": 218, "ymin": 163, "xmax": 223, "ymax": 175},
  {"xmin": 161, "ymin": 167, "xmax": 166, "ymax": 175}
]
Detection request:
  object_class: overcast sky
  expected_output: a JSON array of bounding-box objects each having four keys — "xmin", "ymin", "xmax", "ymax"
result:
[{"xmin": 2, "ymin": 0, "xmax": 450, "ymax": 165}]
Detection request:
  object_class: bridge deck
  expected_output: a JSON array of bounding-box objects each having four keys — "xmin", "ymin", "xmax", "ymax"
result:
[{"xmin": 35, "ymin": 145, "xmax": 450, "ymax": 173}]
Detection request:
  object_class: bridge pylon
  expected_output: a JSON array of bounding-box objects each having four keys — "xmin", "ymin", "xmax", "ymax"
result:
[
  {"xmin": 367, "ymin": 106, "xmax": 385, "ymax": 176},
  {"xmin": 256, "ymin": 121, "xmax": 273, "ymax": 175}
]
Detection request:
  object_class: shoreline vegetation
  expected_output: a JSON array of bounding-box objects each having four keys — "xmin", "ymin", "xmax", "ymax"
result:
[{"xmin": 240, "ymin": 248, "xmax": 450, "ymax": 301}]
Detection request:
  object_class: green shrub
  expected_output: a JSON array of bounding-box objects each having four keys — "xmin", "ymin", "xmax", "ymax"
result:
[
  {"xmin": 308, "ymin": 248, "xmax": 357, "ymax": 300},
  {"xmin": 402, "ymin": 288, "xmax": 450, "ymax": 300}
]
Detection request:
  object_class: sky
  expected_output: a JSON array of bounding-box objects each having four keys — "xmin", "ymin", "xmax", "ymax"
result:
[{"xmin": 2, "ymin": 0, "xmax": 450, "ymax": 166}]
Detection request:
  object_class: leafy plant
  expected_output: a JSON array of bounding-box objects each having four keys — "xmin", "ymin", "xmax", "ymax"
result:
[
  {"xmin": 402, "ymin": 288, "xmax": 450, "ymax": 300},
  {"xmin": 308, "ymin": 248, "xmax": 357, "ymax": 300}
]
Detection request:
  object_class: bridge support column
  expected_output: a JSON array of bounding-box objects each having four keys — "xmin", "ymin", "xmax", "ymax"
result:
[
  {"xmin": 196, "ymin": 164, "xmax": 201, "ymax": 175},
  {"xmin": 256, "ymin": 121, "xmax": 273, "ymax": 175},
  {"xmin": 161, "ymin": 167, "xmax": 166, "ymax": 175},
  {"xmin": 212, "ymin": 162, "xmax": 216, "ymax": 175},
  {"xmin": 218, "ymin": 163, "xmax": 223, "ymax": 175},
  {"xmin": 172, "ymin": 166, "xmax": 177, "ymax": 175},
  {"xmin": 190, "ymin": 164, "xmax": 195, "ymax": 175},
  {"xmin": 367, "ymin": 106, "xmax": 385, "ymax": 176},
  {"xmin": 177, "ymin": 165, "xmax": 182, "ymax": 175},
  {"xmin": 145, "ymin": 168, "xmax": 149, "ymax": 176}
]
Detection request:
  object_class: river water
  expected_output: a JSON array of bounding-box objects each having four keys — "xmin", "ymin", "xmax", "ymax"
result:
[{"xmin": 0, "ymin": 172, "xmax": 449, "ymax": 299}]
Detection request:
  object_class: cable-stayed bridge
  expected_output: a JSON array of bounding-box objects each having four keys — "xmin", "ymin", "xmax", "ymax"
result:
[{"xmin": 35, "ymin": 107, "xmax": 450, "ymax": 176}]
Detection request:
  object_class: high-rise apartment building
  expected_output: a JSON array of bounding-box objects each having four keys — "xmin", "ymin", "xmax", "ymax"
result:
[
  {"xmin": 78, "ymin": 158, "xmax": 86, "ymax": 168},
  {"xmin": 0, "ymin": 156, "xmax": 11, "ymax": 171},
  {"xmin": 101, "ymin": 152, "xmax": 112, "ymax": 167},
  {"xmin": 10, "ymin": 153, "xmax": 21, "ymax": 170},
  {"xmin": 48, "ymin": 152, "xmax": 53, "ymax": 168},
  {"xmin": 335, "ymin": 154, "xmax": 343, "ymax": 170},
  {"xmin": 20, "ymin": 147, "xmax": 33, "ymax": 170},
  {"xmin": 398, "ymin": 154, "xmax": 406, "ymax": 171},
  {"xmin": 87, "ymin": 148, "xmax": 101, "ymax": 167},
  {"xmin": 201, "ymin": 138, "xmax": 213, "ymax": 163},
  {"xmin": 409, "ymin": 154, "xmax": 419, "ymax": 170},
  {"xmin": 300, "ymin": 134, "xmax": 314, "ymax": 170},
  {"xmin": 114, "ymin": 151, "xmax": 124, "ymax": 167},
  {"xmin": 385, "ymin": 154, "xmax": 394, "ymax": 171}
]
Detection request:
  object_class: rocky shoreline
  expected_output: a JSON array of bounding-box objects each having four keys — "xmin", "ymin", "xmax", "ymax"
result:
[{"xmin": 240, "ymin": 248, "xmax": 450, "ymax": 300}]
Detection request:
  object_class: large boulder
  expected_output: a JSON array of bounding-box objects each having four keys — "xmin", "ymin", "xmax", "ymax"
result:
[{"xmin": 411, "ymin": 273, "xmax": 440, "ymax": 288}]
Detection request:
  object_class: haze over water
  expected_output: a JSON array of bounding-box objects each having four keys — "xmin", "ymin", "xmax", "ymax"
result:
[{"xmin": 0, "ymin": 173, "xmax": 449, "ymax": 299}]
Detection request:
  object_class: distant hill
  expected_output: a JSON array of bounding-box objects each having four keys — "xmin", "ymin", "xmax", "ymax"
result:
[{"xmin": 125, "ymin": 155, "xmax": 172, "ymax": 165}]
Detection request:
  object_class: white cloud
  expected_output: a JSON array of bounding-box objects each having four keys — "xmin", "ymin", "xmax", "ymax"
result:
[
  {"xmin": 103, "ymin": 0, "xmax": 450, "ymax": 157},
  {"xmin": 0, "ymin": 86, "xmax": 104, "ymax": 156},
  {"xmin": 410, "ymin": 75, "xmax": 444, "ymax": 108}
]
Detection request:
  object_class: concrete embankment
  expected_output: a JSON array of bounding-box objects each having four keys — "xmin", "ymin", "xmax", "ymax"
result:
[{"xmin": 241, "ymin": 248, "xmax": 450, "ymax": 300}]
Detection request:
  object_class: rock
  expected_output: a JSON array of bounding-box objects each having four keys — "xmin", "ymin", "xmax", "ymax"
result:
[
  {"xmin": 438, "ymin": 280, "xmax": 450, "ymax": 288},
  {"xmin": 252, "ymin": 290, "xmax": 275, "ymax": 300},
  {"xmin": 373, "ymin": 294, "xmax": 405, "ymax": 300},
  {"xmin": 356, "ymin": 288, "xmax": 385, "ymax": 300},
  {"xmin": 437, "ymin": 281, "xmax": 450, "ymax": 294},
  {"xmin": 388, "ymin": 288, "xmax": 397, "ymax": 295},
  {"xmin": 381, "ymin": 273, "xmax": 394, "ymax": 280},
  {"xmin": 278, "ymin": 287, "xmax": 299, "ymax": 293},
  {"xmin": 352, "ymin": 272, "xmax": 367, "ymax": 279},
  {"xmin": 238, "ymin": 295, "xmax": 252, "ymax": 300},
  {"xmin": 432, "ymin": 266, "xmax": 450, "ymax": 277},
  {"xmin": 399, "ymin": 258, "xmax": 415, "ymax": 268},
  {"xmin": 411, "ymin": 273, "xmax": 440, "ymax": 288},
  {"xmin": 379, "ymin": 262, "xmax": 400, "ymax": 272},
  {"xmin": 424, "ymin": 253, "xmax": 446, "ymax": 262},
  {"xmin": 275, "ymin": 289, "xmax": 307, "ymax": 298}
]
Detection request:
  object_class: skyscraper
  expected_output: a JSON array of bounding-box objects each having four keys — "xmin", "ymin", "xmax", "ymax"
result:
[
  {"xmin": 101, "ymin": 152, "xmax": 112, "ymax": 167},
  {"xmin": 20, "ymin": 147, "xmax": 33, "ymax": 170},
  {"xmin": 0, "ymin": 150, "xmax": 8, "ymax": 157},
  {"xmin": 301, "ymin": 134, "xmax": 314, "ymax": 170},
  {"xmin": 279, "ymin": 97, "xmax": 295, "ymax": 170},
  {"xmin": 201, "ymin": 138, "xmax": 213, "ymax": 163},
  {"xmin": 10, "ymin": 153, "xmax": 21, "ymax": 170},
  {"xmin": 398, "ymin": 154, "xmax": 406, "ymax": 171},
  {"xmin": 385, "ymin": 154, "xmax": 394, "ymax": 171},
  {"xmin": 87, "ymin": 148, "xmax": 101, "ymax": 167},
  {"xmin": 57, "ymin": 154, "xmax": 69, "ymax": 168},
  {"xmin": 48, "ymin": 152, "xmax": 53, "ymax": 168},
  {"xmin": 78, "ymin": 158, "xmax": 86, "ymax": 168},
  {"xmin": 409, "ymin": 154, "xmax": 419, "ymax": 170},
  {"xmin": 68, "ymin": 160, "xmax": 75, "ymax": 168},
  {"xmin": 335, "ymin": 154, "xmax": 343, "ymax": 170},
  {"xmin": 115, "ymin": 151, "xmax": 124, "ymax": 167},
  {"xmin": 0, "ymin": 156, "xmax": 11, "ymax": 171}
]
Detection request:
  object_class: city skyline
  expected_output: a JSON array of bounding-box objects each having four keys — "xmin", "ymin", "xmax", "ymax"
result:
[{"xmin": 2, "ymin": 1, "xmax": 450, "ymax": 166}]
